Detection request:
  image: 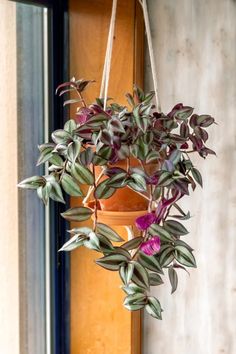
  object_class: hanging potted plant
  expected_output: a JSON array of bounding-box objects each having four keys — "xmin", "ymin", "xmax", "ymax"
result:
[{"xmin": 18, "ymin": 78, "xmax": 216, "ymax": 319}]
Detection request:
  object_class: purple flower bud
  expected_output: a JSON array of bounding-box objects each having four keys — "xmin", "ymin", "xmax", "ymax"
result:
[
  {"xmin": 135, "ymin": 213, "xmax": 156, "ymax": 231},
  {"xmin": 140, "ymin": 236, "xmax": 161, "ymax": 256}
]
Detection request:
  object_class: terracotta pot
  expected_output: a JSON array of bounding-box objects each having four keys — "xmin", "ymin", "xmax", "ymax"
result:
[
  {"xmin": 94, "ymin": 158, "xmax": 158, "ymax": 212},
  {"xmin": 85, "ymin": 200, "xmax": 147, "ymax": 226}
]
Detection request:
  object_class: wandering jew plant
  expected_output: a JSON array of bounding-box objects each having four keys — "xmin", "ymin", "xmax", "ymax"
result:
[{"xmin": 19, "ymin": 79, "xmax": 216, "ymax": 320}]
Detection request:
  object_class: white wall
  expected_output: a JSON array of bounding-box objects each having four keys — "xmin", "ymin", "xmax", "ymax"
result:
[{"xmin": 144, "ymin": 1, "xmax": 236, "ymax": 353}]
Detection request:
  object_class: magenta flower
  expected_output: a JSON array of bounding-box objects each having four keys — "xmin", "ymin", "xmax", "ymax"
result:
[
  {"xmin": 135, "ymin": 213, "xmax": 156, "ymax": 231},
  {"xmin": 140, "ymin": 236, "xmax": 161, "ymax": 256}
]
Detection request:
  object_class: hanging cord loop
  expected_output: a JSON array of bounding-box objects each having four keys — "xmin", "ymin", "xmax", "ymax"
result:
[
  {"xmin": 100, "ymin": 0, "xmax": 161, "ymax": 112},
  {"xmin": 100, "ymin": 0, "xmax": 118, "ymax": 110}
]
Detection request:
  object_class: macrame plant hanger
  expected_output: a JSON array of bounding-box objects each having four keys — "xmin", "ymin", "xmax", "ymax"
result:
[
  {"xmin": 93, "ymin": 0, "xmax": 162, "ymax": 240},
  {"xmin": 100, "ymin": 0, "xmax": 161, "ymax": 113}
]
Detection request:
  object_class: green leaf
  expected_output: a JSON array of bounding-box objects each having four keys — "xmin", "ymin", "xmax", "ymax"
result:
[
  {"xmin": 145, "ymin": 150, "xmax": 160, "ymax": 164},
  {"xmin": 49, "ymin": 180, "xmax": 65, "ymax": 203},
  {"xmin": 108, "ymin": 118, "xmax": 126, "ymax": 133},
  {"xmin": 97, "ymin": 234, "xmax": 114, "ymax": 253},
  {"xmin": 138, "ymin": 252, "xmax": 163, "ymax": 274},
  {"xmin": 169, "ymin": 149, "xmax": 182, "ymax": 165},
  {"xmin": 80, "ymin": 147, "xmax": 94, "ymax": 166},
  {"xmin": 18, "ymin": 176, "xmax": 45, "ymax": 190},
  {"xmin": 175, "ymin": 245, "xmax": 197, "ymax": 268},
  {"xmin": 122, "ymin": 237, "xmax": 143, "ymax": 250},
  {"xmin": 49, "ymin": 154, "xmax": 64, "ymax": 167},
  {"xmin": 191, "ymin": 167, "xmax": 203, "ymax": 187},
  {"xmin": 133, "ymin": 105, "xmax": 149, "ymax": 132},
  {"xmin": 51, "ymin": 129, "xmax": 71, "ymax": 144},
  {"xmin": 61, "ymin": 206, "xmax": 93, "ymax": 222},
  {"xmin": 67, "ymin": 140, "xmax": 81, "ymax": 163},
  {"xmin": 158, "ymin": 171, "xmax": 173, "ymax": 187},
  {"xmin": 61, "ymin": 173, "xmax": 83, "ymax": 196},
  {"xmin": 64, "ymin": 119, "xmax": 77, "ymax": 134},
  {"xmin": 59, "ymin": 234, "xmax": 86, "ymax": 252},
  {"xmin": 94, "ymin": 180, "xmax": 116, "ymax": 199},
  {"xmin": 145, "ymin": 297, "xmax": 162, "ymax": 319},
  {"xmin": 119, "ymin": 263, "xmax": 135, "ymax": 284},
  {"xmin": 159, "ymin": 246, "xmax": 175, "ymax": 267},
  {"xmin": 131, "ymin": 261, "xmax": 150, "ymax": 289},
  {"xmin": 84, "ymin": 231, "xmax": 100, "ymax": 251},
  {"xmin": 71, "ymin": 162, "xmax": 94, "ymax": 185},
  {"xmin": 37, "ymin": 146, "xmax": 54, "ymax": 165},
  {"xmin": 123, "ymin": 293, "xmax": 147, "ymax": 311},
  {"xmin": 168, "ymin": 266, "xmax": 178, "ymax": 294},
  {"xmin": 148, "ymin": 223, "xmax": 173, "ymax": 242},
  {"xmin": 95, "ymin": 253, "xmax": 129, "ymax": 271},
  {"xmin": 174, "ymin": 107, "xmax": 193, "ymax": 121},
  {"xmin": 164, "ymin": 220, "xmax": 189, "ymax": 236},
  {"xmin": 122, "ymin": 283, "xmax": 145, "ymax": 295},
  {"xmin": 152, "ymin": 186, "xmax": 162, "ymax": 201},
  {"xmin": 37, "ymin": 183, "xmax": 51, "ymax": 205},
  {"xmin": 149, "ymin": 273, "xmax": 164, "ymax": 286},
  {"xmin": 87, "ymin": 113, "xmax": 110, "ymax": 125},
  {"xmin": 106, "ymin": 172, "xmax": 127, "ymax": 188},
  {"xmin": 96, "ymin": 223, "xmax": 124, "ymax": 242},
  {"xmin": 128, "ymin": 173, "xmax": 147, "ymax": 192}
]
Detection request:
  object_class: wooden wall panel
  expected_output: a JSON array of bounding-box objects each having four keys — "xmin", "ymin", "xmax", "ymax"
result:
[
  {"xmin": 69, "ymin": 1, "xmax": 143, "ymax": 353},
  {"xmin": 143, "ymin": 1, "xmax": 236, "ymax": 353}
]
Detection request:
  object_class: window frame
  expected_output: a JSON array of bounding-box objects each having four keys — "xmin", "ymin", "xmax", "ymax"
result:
[{"xmin": 11, "ymin": 0, "xmax": 70, "ymax": 353}]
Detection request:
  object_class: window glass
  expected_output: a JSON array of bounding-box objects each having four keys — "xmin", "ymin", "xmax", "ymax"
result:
[{"xmin": 0, "ymin": 1, "xmax": 49, "ymax": 353}]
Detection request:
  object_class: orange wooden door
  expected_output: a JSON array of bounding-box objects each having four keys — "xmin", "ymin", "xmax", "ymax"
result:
[{"xmin": 69, "ymin": 1, "xmax": 144, "ymax": 353}]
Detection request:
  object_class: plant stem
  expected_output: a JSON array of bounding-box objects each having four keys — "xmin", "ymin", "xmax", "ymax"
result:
[
  {"xmin": 92, "ymin": 164, "xmax": 98, "ymax": 231},
  {"xmin": 82, "ymin": 169, "xmax": 104, "ymax": 205},
  {"xmin": 76, "ymin": 89, "xmax": 87, "ymax": 108}
]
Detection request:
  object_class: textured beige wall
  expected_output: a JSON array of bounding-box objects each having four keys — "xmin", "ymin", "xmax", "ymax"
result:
[
  {"xmin": 0, "ymin": 1, "xmax": 19, "ymax": 354},
  {"xmin": 144, "ymin": 1, "xmax": 236, "ymax": 353}
]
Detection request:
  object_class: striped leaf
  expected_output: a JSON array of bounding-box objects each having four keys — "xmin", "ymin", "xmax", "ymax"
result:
[
  {"xmin": 145, "ymin": 297, "xmax": 162, "ymax": 320},
  {"xmin": 96, "ymin": 223, "xmax": 124, "ymax": 242},
  {"xmin": 95, "ymin": 254, "xmax": 129, "ymax": 271},
  {"xmin": 168, "ymin": 266, "xmax": 178, "ymax": 294},
  {"xmin": 164, "ymin": 220, "xmax": 189, "ymax": 236},
  {"xmin": 149, "ymin": 273, "xmax": 164, "ymax": 286},
  {"xmin": 61, "ymin": 206, "xmax": 93, "ymax": 222},
  {"xmin": 131, "ymin": 261, "xmax": 150, "ymax": 289},
  {"xmin": 158, "ymin": 171, "xmax": 173, "ymax": 187},
  {"xmin": 94, "ymin": 180, "xmax": 116, "ymax": 199},
  {"xmin": 138, "ymin": 252, "xmax": 163, "ymax": 274},
  {"xmin": 61, "ymin": 173, "xmax": 83, "ymax": 196},
  {"xmin": 67, "ymin": 140, "xmax": 81, "ymax": 163},
  {"xmin": 148, "ymin": 223, "xmax": 173, "ymax": 242},
  {"xmin": 122, "ymin": 237, "xmax": 143, "ymax": 250},
  {"xmin": 71, "ymin": 162, "xmax": 94, "ymax": 185},
  {"xmin": 123, "ymin": 293, "xmax": 147, "ymax": 311},
  {"xmin": 175, "ymin": 245, "xmax": 197, "ymax": 268},
  {"xmin": 159, "ymin": 246, "xmax": 175, "ymax": 267},
  {"xmin": 119, "ymin": 263, "xmax": 135, "ymax": 285},
  {"xmin": 59, "ymin": 234, "xmax": 86, "ymax": 252}
]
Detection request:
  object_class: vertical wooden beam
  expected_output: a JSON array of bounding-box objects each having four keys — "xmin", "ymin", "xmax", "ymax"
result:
[{"xmin": 69, "ymin": 1, "xmax": 143, "ymax": 353}]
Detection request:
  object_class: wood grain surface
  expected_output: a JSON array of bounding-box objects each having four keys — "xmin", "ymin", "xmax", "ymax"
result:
[
  {"xmin": 143, "ymin": 1, "xmax": 236, "ymax": 353},
  {"xmin": 69, "ymin": 1, "xmax": 143, "ymax": 353}
]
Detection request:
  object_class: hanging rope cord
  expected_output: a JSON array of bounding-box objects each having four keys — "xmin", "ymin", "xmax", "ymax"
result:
[{"xmin": 100, "ymin": 0, "xmax": 161, "ymax": 112}]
